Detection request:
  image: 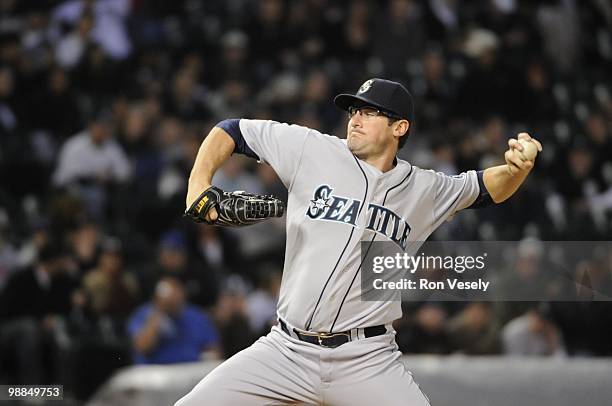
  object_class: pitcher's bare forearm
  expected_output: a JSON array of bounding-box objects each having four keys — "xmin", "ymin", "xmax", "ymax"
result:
[
  {"xmin": 186, "ymin": 127, "xmax": 235, "ymax": 208},
  {"xmin": 483, "ymin": 164, "xmax": 530, "ymax": 203}
]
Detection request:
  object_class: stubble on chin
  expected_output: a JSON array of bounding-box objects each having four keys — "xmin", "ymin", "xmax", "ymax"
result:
[
  {"xmin": 347, "ymin": 137, "xmax": 359, "ymax": 153},
  {"xmin": 348, "ymin": 139, "xmax": 367, "ymax": 159}
]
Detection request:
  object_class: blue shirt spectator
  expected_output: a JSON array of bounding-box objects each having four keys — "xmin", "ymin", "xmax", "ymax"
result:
[{"xmin": 128, "ymin": 277, "xmax": 219, "ymax": 364}]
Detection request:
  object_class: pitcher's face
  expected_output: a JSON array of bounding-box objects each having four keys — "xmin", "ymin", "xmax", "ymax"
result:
[{"xmin": 347, "ymin": 106, "xmax": 407, "ymax": 159}]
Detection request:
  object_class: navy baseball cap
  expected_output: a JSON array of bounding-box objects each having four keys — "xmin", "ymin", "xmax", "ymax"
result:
[{"xmin": 334, "ymin": 78, "xmax": 414, "ymax": 121}]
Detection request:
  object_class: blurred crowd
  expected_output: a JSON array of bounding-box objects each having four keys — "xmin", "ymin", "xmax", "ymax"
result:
[{"xmin": 0, "ymin": 0, "xmax": 611, "ymax": 401}]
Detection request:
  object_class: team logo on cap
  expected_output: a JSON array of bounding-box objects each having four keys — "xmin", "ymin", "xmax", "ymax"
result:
[{"xmin": 358, "ymin": 79, "xmax": 373, "ymax": 94}]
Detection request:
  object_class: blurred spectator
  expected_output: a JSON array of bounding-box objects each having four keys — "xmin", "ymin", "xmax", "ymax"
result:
[
  {"xmin": 137, "ymin": 230, "xmax": 219, "ymax": 308},
  {"xmin": 373, "ymin": 0, "xmax": 425, "ymax": 78},
  {"xmin": 480, "ymin": 116, "xmax": 508, "ymax": 160},
  {"xmin": 339, "ymin": 0, "xmax": 373, "ymax": 86},
  {"xmin": 429, "ymin": 141, "xmax": 458, "ymax": 175},
  {"xmin": 67, "ymin": 238, "xmax": 138, "ymax": 401},
  {"xmin": 258, "ymin": 163, "xmax": 287, "ymax": 203},
  {"xmin": 550, "ymin": 256, "xmax": 612, "ymax": 356},
  {"xmin": 0, "ymin": 208, "xmax": 17, "ymax": 288},
  {"xmin": 495, "ymin": 238, "xmax": 550, "ymax": 324},
  {"xmin": 245, "ymin": 0, "xmax": 287, "ymax": 75},
  {"xmin": 53, "ymin": 111, "xmax": 131, "ymax": 218},
  {"xmin": 68, "ymin": 220, "xmax": 101, "ymax": 273},
  {"xmin": 422, "ymin": 0, "xmax": 462, "ymax": 44},
  {"xmin": 52, "ymin": 0, "xmax": 132, "ymax": 60},
  {"xmin": 475, "ymin": 0, "xmax": 536, "ymax": 59},
  {"xmin": 194, "ymin": 225, "xmax": 238, "ymax": 273},
  {"xmin": 502, "ymin": 304, "xmax": 566, "ymax": 356},
  {"xmin": 120, "ymin": 103, "xmax": 152, "ymax": 155},
  {"xmin": 208, "ymin": 79, "xmax": 251, "ymax": 120},
  {"xmin": 0, "ymin": 241, "xmax": 77, "ymax": 384},
  {"xmin": 246, "ymin": 269, "xmax": 281, "ymax": 336},
  {"xmin": 213, "ymin": 275, "xmax": 255, "ymax": 358},
  {"xmin": 119, "ymin": 103, "xmax": 160, "ymax": 194},
  {"xmin": 455, "ymin": 28, "xmax": 526, "ymax": 122},
  {"xmin": 28, "ymin": 67, "xmax": 81, "ymax": 142},
  {"xmin": 522, "ymin": 60, "xmax": 558, "ymax": 127},
  {"xmin": 72, "ymin": 43, "xmax": 125, "ymax": 99},
  {"xmin": 574, "ymin": 259, "xmax": 612, "ymax": 301},
  {"xmin": 20, "ymin": 10, "xmax": 51, "ymax": 69},
  {"xmin": 448, "ymin": 302, "xmax": 502, "ymax": 355},
  {"xmin": 208, "ymin": 30, "xmax": 251, "ymax": 87},
  {"xmin": 213, "ymin": 155, "xmax": 264, "ymax": 194},
  {"xmin": 584, "ymin": 111, "xmax": 612, "ymax": 181},
  {"xmin": 14, "ymin": 219, "xmax": 50, "ymax": 270},
  {"xmin": 536, "ymin": 0, "xmax": 580, "ymax": 75},
  {"xmin": 164, "ymin": 67, "xmax": 212, "ymax": 121},
  {"xmin": 0, "ymin": 65, "xmax": 20, "ymax": 159},
  {"xmin": 552, "ymin": 306, "xmax": 612, "ymax": 356},
  {"xmin": 395, "ymin": 303, "xmax": 452, "ymax": 354},
  {"xmin": 53, "ymin": 111, "xmax": 130, "ymax": 186},
  {"xmin": 555, "ymin": 142, "xmax": 602, "ymax": 237},
  {"xmin": 81, "ymin": 237, "xmax": 139, "ymax": 324},
  {"xmin": 128, "ymin": 276, "xmax": 220, "ymax": 364},
  {"xmin": 156, "ymin": 115, "xmax": 185, "ymax": 163},
  {"xmin": 412, "ymin": 46, "xmax": 453, "ymax": 131},
  {"xmin": 301, "ymin": 70, "xmax": 338, "ymax": 133},
  {"xmin": 283, "ymin": 0, "xmax": 331, "ymax": 67},
  {"xmin": 55, "ymin": 11, "xmax": 93, "ymax": 69}
]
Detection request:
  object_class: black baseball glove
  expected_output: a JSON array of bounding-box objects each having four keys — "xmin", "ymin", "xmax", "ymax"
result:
[{"xmin": 184, "ymin": 186, "xmax": 284, "ymax": 227}]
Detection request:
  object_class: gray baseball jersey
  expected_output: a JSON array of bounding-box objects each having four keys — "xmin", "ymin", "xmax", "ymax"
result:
[
  {"xmin": 175, "ymin": 118, "xmax": 481, "ymax": 405},
  {"xmin": 239, "ymin": 119, "xmax": 480, "ymax": 333}
]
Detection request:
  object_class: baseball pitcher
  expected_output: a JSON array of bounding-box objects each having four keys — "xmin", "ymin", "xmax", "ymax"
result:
[{"xmin": 178, "ymin": 78, "xmax": 542, "ymax": 405}]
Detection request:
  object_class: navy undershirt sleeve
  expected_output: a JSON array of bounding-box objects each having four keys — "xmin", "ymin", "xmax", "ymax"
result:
[
  {"xmin": 215, "ymin": 119, "xmax": 259, "ymax": 159},
  {"xmin": 467, "ymin": 170, "xmax": 494, "ymax": 209}
]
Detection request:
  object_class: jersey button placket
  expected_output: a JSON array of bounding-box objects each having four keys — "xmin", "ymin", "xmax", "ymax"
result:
[{"xmin": 373, "ymin": 177, "xmax": 384, "ymax": 202}]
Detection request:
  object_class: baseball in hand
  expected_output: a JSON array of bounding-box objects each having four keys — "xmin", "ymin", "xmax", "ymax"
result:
[{"xmin": 517, "ymin": 139, "xmax": 538, "ymax": 161}]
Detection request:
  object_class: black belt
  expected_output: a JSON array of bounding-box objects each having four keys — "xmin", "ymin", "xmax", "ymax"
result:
[{"xmin": 279, "ymin": 319, "xmax": 387, "ymax": 348}]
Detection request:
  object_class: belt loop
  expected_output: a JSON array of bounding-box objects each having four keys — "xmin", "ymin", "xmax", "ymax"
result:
[
  {"xmin": 351, "ymin": 327, "xmax": 360, "ymax": 340},
  {"xmin": 279, "ymin": 318, "xmax": 290, "ymax": 337}
]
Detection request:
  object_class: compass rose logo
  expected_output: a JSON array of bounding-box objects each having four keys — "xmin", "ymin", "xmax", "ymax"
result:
[
  {"xmin": 358, "ymin": 79, "xmax": 373, "ymax": 94},
  {"xmin": 307, "ymin": 185, "xmax": 333, "ymax": 218}
]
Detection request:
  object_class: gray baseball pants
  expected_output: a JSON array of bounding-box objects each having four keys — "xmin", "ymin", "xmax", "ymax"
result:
[{"xmin": 174, "ymin": 325, "xmax": 431, "ymax": 406}]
